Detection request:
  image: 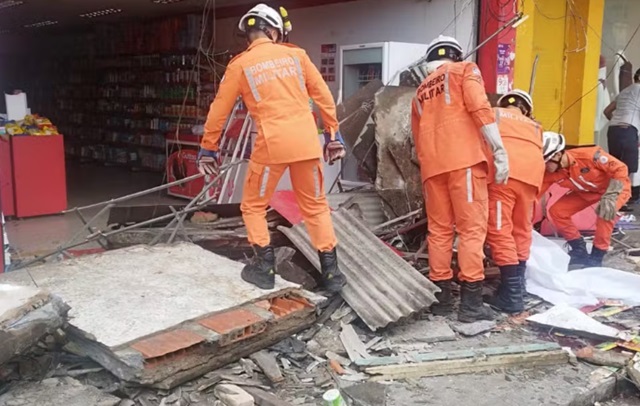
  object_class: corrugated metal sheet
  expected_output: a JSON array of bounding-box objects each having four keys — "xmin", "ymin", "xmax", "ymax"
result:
[
  {"xmin": 278, "ymin": 208, "xmax": 439, "ymax": 331},
  {"xmin": 326, "ymin": 191, "xmax": 387, "ymax": 229}
]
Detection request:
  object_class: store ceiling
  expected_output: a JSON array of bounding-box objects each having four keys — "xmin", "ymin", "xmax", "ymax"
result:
[
  {"xmin": 0, "ymin": 0, "xmax": 253, "ymax": 33},
  {"xmin": 0, "ymin": 0, "xmax": 354, "ymax": 34}
]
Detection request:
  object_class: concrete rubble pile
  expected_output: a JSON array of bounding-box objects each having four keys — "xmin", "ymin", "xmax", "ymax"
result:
[{"xmin": 3, "ymin": 88, "xmax": 640, "ymax": 403}]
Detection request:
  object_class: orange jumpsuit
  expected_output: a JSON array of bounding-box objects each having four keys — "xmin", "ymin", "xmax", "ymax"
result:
[
  {"xmin": 411, "ymin": 61, "xmax": 496, "ymax": 283},
  {"xmin": 542, "ymin": 147, "xmax": 631, "ymax": 251},
  {"xmin": 201, "ymin": 38, "xmax": 338, "ymax": 252},
  {"xmin": 486, "ymin": 108, "xmax": 544, "ymax": 266}
]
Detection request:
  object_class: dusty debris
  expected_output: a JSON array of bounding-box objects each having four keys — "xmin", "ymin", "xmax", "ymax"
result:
[
  {"xmin": 243, "ymin": 387, "xmax": 294, "ymax": 406},
  {"xmin": 306, "ymin": 326, "xmax": 346, "ymax": 359},
  {"xmin": 0, "ymin": 376, "xmax": 120, "ymax": 406},
  {"xmin": 214, "ymin": 384, "xmax": 255, "ymax": 406},
  {"xmin": 342, "ymin": 382, "xmax": 387, "ymax": 406},
  {"xmin": 575, "ymin": 346, "xmax": 633, "ymax": 368},
  {"xmin": 329, "ymin": 359, "xmax": 346, "ymax": 375},
  {"xmin": 527, "ymin": 305, "xmax": 623, "ymax": 341},
  {"xmin": 386, "ymin": 320, "xmax": 456, "ymax": 344},
  {"xmin": 250, "ymin": 351, "xmax": 284, "ymax": 384},
  {"xmin": 628, "ymin": 353, "xmax": 640, "ymax": 390},
  {"xmin": 279, "ymin": 208, "xmax": 439, "ymax": 331},
  {"xmin": 451, "ymin": 320, "xmax": 497, "ymax": 337},
  {"xmin": 190, "ymin": 211, "xmax": 220, "ymax": 224},
  {"xmin": 0, "ymin": 284, "xmax": 70, "ymax": 366},
  {"xmin": 340, "ymin": 324, "xmax": 370, "ymax": 362}
]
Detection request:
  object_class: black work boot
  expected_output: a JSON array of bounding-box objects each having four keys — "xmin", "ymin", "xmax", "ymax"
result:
[
  {"xmin": 458, "ymin": 281, "xmax": 495, "ymax": 323},
  {"xmin": 430, "ymin": 280, "xmax": 453, "ymax": 315},
  {"xmin": 488, "ymin": 265, "xmax": 524, "ymax": 314},
  {"xmin": 567, "ymin": 238, "xmax": 589, "ymax": 270},
  {"xmin": 318, "ymin": 247, "xmax": 347, "ymax": 294},
  {"xmin": 518, "ymin": 260, "xmax": 527, "ymax": 292},
  {"xmin": 241, "ymin": 245, "xmax": 276, "ymax": 290},
  {"xmin": 586, "ymin": 247, "xmax": 607, "ymax": 268}
]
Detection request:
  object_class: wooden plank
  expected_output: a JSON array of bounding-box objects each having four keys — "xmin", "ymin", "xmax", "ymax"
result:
[
  {"xmin": 250, "ymin": 351, "xmax": 284, "ymax": 384},
  {"xmin": 355, "ymin": 343, "xmax": 562, "ymax": 367},
  {"xmin": 340, "ymin": 324, "xmax": 370, "ymax": 362},
  {"xmin": 365, "ymin": 350, "xmax": 569, "ymax": 380}
]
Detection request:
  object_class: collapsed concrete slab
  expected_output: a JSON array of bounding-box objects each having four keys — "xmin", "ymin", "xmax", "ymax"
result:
[
  {"xmin": 373, "ymin": 86, "xmax": 423, "ymax": 218},
  {"xmin": 0, "ymin": 243, "xmax": 324, "ymax": 389},
  {"xmin": 0, "ymin": 284, "xmax": 69, "ymax": 366},
  {"xmin": 0, "ymin": 377, "xmax": 120, "ymax": 406}
]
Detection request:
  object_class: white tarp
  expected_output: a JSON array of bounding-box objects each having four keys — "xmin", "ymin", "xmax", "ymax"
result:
[{"xmin": 526, "ymin": 231, "xmax": 640, "ymax": 307}]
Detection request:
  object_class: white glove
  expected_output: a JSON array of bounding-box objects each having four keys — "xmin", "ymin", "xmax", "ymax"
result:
[{"xmin": 481, "ymin": 122, "xmax": 509, "ymax": 184}]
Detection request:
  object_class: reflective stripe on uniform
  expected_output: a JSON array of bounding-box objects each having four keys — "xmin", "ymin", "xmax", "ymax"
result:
[
  {"xmin": 413, "ymin": 96, "xmax": 423, "ymax": 116},
  {"xmin": 466, "ymin": 168, "xmax": 473, "ymax": 202},
  {"xmin": 495, "ymin": 108, "xmax": 500, "ymax": 124},
  {"xmin": 259, "ymin": 166, "xmax": 270, "ymax": 197},
  {"xmin": 244, "ymin": 68, "xmax": 262, "ymax": 101},
  {"xmin": 312, "ymin": 165, "xmax": 320, "ymax": 198},
  {"xmin": 292, "ymin": 57, "xmax": 306, "ymax": 91},
  {"xmin": 444, "ymin": 70, "xmax": 451, "ymax": 105},
  {"xmin": 569, "ymin": 177, "xmax": 587, "ymax": 191},
  {"xmin": 579, "ymin": 175, "xmax": 597, "ymax": 189},
  {"xmin": 496, "ymin": 200, "xmax": 502, "ymax": 230}
]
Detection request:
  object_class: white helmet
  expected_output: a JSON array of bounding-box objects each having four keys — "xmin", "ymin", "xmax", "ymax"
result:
[
  {"xmin": 498, "ymin": 89, "xmax": 534, "ymax": 116},
  {"xmin": 542, "ymin": 131, "xmax": 566, "ymax": 162},
  {"xmin": 238, "ymin": 4, "xmax": 284, "ymax": 38},
  {"xmin": 426, "ymin": 35, "xmax": 464, "ymax": 63}
]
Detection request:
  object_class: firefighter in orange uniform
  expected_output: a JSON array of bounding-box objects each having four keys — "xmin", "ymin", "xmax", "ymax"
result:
[
  {"xmin": 411, "ymin": 35, "xmax": 510, "ymax": 323},
  {"xmin": 486, "ymin": 90, "xmax": 544, "ymax": 314},
  {"xmin": 197, "ymin": 4, "xmax": 347, "ymax": 293},
  {"xmin": 541, "ymin": 132, "xmax": 631, "ymax": 269}
]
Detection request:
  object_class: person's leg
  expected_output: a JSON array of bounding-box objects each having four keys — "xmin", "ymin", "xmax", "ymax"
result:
[
  {"xmin": 288, "ymin": 159, "xmax": 345, "ymax": 293},
  {"xmin": 512, "ymin": 182, "xmax": 539, "ymax": 296},
  {"xmin": 449, "ymin": 163, "xmax": 493, "ymax": 322},
  {"xmin": 240, "ymin": 161, "xmax": 288, "ymax": 289},
  {"xmin": 424, "ymin": 172, "xmax": 455, "ymax": 315},
  {"xmin": 486, "ymin": 181, "xmax": 522, "ymax": 313},
  {"xmin": 591, "ymin": 185, "xmax": 632, "ymax": 266},
  {"xmin": 548, "ymin": 192, "xmax": 597, "ymax": 269}
]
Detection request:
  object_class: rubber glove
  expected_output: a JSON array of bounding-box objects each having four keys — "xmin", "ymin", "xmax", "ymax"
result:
[
  {"xmin": 196, "ymin": 148, "xmax": 220, "ymax": 176},
  {"xmin": 323, "ymin": 130, "xmax": 346, "ymax": 165},
  {"xmin": 596, "ymin": 179, "xmax": 624, "ymax": 221},
  {"xmin": 480, "ymin": 122, "xmax": 509, "ymax": 184}
]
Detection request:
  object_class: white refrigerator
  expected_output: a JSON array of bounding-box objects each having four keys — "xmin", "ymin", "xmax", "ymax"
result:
[{"xmin": 338, "ymin": 41, "xmax": 429, "ymax": 102}]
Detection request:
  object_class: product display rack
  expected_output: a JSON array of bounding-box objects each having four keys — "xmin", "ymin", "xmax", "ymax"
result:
[
  {"xmin": 51, "ymin": 51, "xmax": 216, "ymax": 173},
  {"xmin": 11, "ymin": 14, "xmax": 227, "ymax": 173}
]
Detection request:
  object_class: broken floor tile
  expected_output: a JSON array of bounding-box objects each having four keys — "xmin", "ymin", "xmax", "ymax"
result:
[
  {"xmin": 306, "ymin": 326, "xmax": 346, "ymax": 358},
  {"xmin": 343, "ymin": 382, "xmax": 387, "ymax": 406},
  {"xmin": 386, "ymin": 320, "xmax": 456, "ymax": 344},
  {"xmin": 451, "ymin": 320, "xmax": 497, "ymax": 337}
]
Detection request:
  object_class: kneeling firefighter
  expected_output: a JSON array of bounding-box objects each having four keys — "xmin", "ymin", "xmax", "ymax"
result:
[
  {"xmin": 541, "ymin": 132, "xmax": 631, "ymax": 269},
  {"xmin": 197, "ymin": 4, "xmax": 347, "ymax": 293}
]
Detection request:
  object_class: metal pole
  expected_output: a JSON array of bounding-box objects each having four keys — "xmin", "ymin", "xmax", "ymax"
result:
[
  {"xmin": 462, "ymin": 13, "xmax": 524, "ymax": 61},
  {"xmin": 63, "ymin": 173, "xmax": 206, "ymax": 214},
  {"xmin": 529, "ymin": 54, "xmax": 540, "ymax": 96}
]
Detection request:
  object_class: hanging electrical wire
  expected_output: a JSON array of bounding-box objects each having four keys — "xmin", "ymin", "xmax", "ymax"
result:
[{"xmin": 550, "ymin": 20, "xmax": 640, "ymax": 130}]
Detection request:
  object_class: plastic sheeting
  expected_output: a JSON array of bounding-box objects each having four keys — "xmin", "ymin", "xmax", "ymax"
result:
[{"xmin": 526, "ymin": 231, "xmax": 640, "ymax": 307}]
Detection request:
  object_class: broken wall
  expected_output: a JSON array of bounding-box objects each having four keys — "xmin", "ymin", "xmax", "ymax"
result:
[{"xmin": 373, "ymin": 86, "xmax": 423, "ymax": 217}]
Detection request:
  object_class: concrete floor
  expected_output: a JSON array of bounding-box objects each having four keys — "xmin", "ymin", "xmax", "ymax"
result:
[{"xmin": 5, "ymin": 163, "xmax": 183, "ymax": 261}]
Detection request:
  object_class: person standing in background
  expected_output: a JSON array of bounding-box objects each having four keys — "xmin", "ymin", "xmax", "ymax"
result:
[{"xmin": 604, "ymin": 68, "xmax": 640, "ymax": 208}]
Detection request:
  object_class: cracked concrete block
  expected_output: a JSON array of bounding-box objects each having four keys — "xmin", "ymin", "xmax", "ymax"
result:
[{"xmin": 214, "ymin": 384, "xmax": 255, "ymax": 406}]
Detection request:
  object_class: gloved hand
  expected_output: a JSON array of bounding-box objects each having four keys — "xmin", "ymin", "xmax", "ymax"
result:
[
  {"xmin": 492, "ymin": 148, "xmax": 509, "ymax": 185},
  {"xmin": 596, "ymin": 179, "xmax": 624, "ymax": 221},
  {"xmin": 196, "ymin": 148, "xmax": 220, "ymax": 176},
  {"xmin": 323, "ymin": 130, "xmax": 346, "ymax": 165},
  {"xmin": 480, "ymin": 122, "xmax": 509, "ymax": 184}
]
